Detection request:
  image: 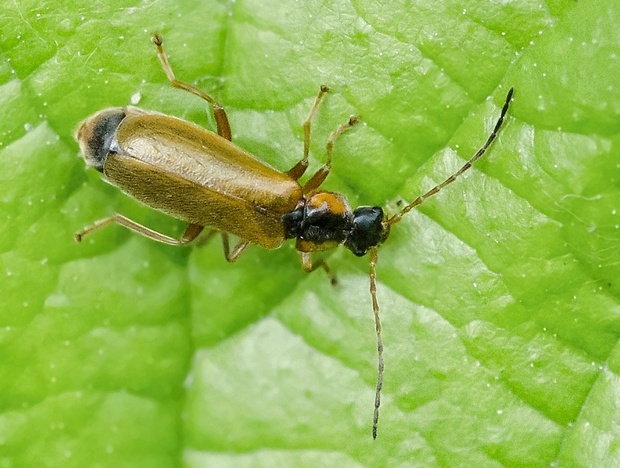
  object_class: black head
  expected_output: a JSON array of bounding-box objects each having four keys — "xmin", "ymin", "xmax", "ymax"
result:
[
  {"xmin": 344, "ymin": 206, "xmax": 390, "ymax": 256},
  {"xmin": 76, "ymin": 108, "xmax": 126, "ymax": 172}
]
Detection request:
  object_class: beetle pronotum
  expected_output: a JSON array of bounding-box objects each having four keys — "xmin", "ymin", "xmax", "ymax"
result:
[{"xmin": 75, "ymin": 33, "xmax": 514, "ymax": 439}]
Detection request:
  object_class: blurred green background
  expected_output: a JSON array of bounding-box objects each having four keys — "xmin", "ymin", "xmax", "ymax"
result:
[{"xmin": 1, "ymin": 0, "xmax": 619, "ymax": 466}]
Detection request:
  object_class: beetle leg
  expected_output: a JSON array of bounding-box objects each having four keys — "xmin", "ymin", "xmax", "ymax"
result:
[
  {"xmin": 180, "ymin": 223, "xmax": 206, "ymax": 243},
  {"xmin": 151, "ymin": 33, "xmax": 232, "ymax": 141},
  {"xmin": 196, "ymin": 231, "xmax": 249, "ymax": 260},
  {"xmin": 287, "ymin": 85, "xmax": 330, "ymax": 180},
  {"xmin": 75, "ymin": 214, "xmax": 204, "ymax": 245},
  {"xmin": 220, "ymin": 233, "xmax": 250, "ymax": 262},
  {"xmin": 299, "ymin": 252, "xmax": 337, "ymax": 285},
  {"xmin": 192, "ymin": 228, "xmax": 217, "ymax": 246},
  {"xmin": 302, "ymin": 115, "xmax": 360, "ymax": 194}
]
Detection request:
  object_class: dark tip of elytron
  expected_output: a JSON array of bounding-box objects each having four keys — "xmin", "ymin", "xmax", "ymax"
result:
[{"xmin": 86, "ymin": 109, "xmax": 126, "ymax": 171}]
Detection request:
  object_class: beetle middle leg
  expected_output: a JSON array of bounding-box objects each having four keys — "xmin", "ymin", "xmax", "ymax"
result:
[
  {"xmin": 152, "ymin": 33, "xmax": 232, "ymax": 141},
  {"xmin": 220, "ymin": 233, "xmax": 250, "ymax": 262},
  {"xmin": 193, "ymin": 230, "xmax": 250, "ymax": 262},
  {"xmin": 75, "ymin": 215, "xmax": 204, "ymax": 245}
]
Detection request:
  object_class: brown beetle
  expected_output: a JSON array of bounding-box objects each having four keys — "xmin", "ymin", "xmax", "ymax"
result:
[{"xmin": 76, "ymin": 33, "xmax": 514, "ymax": 438}]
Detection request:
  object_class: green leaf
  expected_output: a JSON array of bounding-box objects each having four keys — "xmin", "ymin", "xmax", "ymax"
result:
[{"xmin": 1, "ymin": 0, "xmax": 619, "ymax": 466}]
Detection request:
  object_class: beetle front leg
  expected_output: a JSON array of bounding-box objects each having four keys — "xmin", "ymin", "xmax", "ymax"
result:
[
  {"xmin": 287, "ymin": 85, "xmax": 330, "ymax": 181},
  {"xmin": 152, "ymin": 33, "xmax": 232, "ymax": 141},
  {"xmin": 302, "ymin": 115, "xmax": 359, "ymax": 194},
  {"xmin": 75, "ymin": 214, "xmax": 204, "ymax": 245},
  {"xmin": 299, "ymin": 251, "xmax": 337, "ymax": 285}
]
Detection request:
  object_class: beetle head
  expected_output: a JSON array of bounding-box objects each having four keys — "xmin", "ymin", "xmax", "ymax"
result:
[{"xmin": 344, "ymin": 206, "xmax": 390, "ymax": 257}]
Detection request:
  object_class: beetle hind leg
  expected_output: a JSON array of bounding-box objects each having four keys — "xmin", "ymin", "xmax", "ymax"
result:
[
  {"xmin": 151, "ymin": 33, "xmax": 232, "ymax": 141},
  {"xmin": 75, "ymin": 215, "xmax": 204, "ymax": 245}
]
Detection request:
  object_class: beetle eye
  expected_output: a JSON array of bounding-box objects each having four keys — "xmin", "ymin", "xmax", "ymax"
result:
[
  {"xmin": 77, "ymin": 108, "xmax": 126, "ymax": 172},
  {"xmin": 344, "ymin": 206, "xmax": 387, "ymax": 256}
]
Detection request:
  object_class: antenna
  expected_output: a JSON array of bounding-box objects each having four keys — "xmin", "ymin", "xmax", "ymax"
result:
[{"xmin": 388, "ymin": 88, "xmax": 514, "ymax": 226}]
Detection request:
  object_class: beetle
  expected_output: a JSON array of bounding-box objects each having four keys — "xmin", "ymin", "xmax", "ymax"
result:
[{"xmin": 75, "ymin": 33, "xmax": 514, "ymax": 439}]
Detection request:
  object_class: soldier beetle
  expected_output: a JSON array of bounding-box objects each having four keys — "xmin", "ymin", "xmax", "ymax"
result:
[{"xmin": 76, "ymin": 33, "xmax": 514, "ymax": 438}]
